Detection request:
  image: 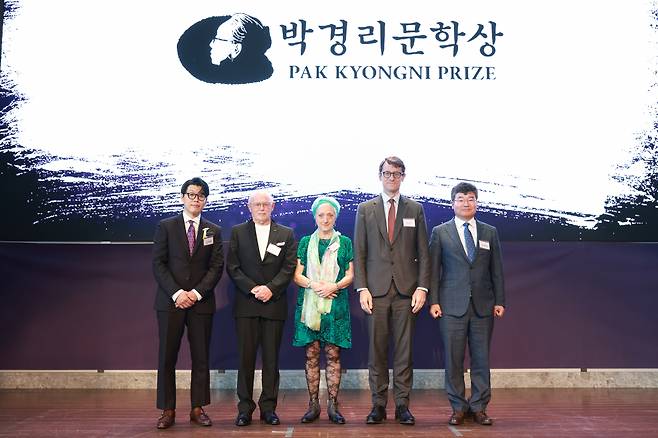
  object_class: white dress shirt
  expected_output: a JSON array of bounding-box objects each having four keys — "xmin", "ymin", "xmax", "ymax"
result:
[
  {"xmin": 182, "ymin": 211, "xmax": 200, "ymax": 237},
  {"xmin": 255, "ymin": 222, "xmax": 271, "ymax": 261}
]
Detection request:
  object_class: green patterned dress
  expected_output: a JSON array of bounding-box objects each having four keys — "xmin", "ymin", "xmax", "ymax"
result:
[{"xmin": 292, "ymin": 234, "xmax": 353, "ymax": 348}]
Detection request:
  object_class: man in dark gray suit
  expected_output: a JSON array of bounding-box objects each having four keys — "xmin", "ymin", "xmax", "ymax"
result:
[
  {"xmin": 354, "ymin": 156, "xmax": 430, "ymax": 425},
  {"xmin": 429, "ymin": 182, "xmax": 506, "ymax": 426}
]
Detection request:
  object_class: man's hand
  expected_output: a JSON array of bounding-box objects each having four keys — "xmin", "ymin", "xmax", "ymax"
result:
[
  {"xmin": 359, "ymin": 289, "xmax": 373, "ymax": 314},
  {"xmin": 175, "ymin": 292, "xmax": 195, "ymax": 309},
  {"xmin": 411, "ymin": 288, "xmax": 426, "ymax": 314},
  {"xmin": 429, "ymin": 304, "xmax": 442, "ymax": 319},
  {"xmin": 494, "ymin": 305, "xmax": 505, "ymax": 318},
  {"xmin": 252, "ymin": 285, "xmax": 274, "ymax": 303}
]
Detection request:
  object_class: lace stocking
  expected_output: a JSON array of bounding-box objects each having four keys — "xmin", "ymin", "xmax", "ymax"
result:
[
  {"xmin": 325, "ymin": 343, "xmax": 342, "ymax": 400},
  {"xmin": 305, "ymin": 341, "xmax": 321, "ymax": 401}
]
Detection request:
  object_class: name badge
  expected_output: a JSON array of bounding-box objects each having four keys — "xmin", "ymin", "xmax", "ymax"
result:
[
  {"xmin": 479, "ymin": 240, "xmax": 490, "ymax": 250},
  {"xmin": 328, "ymin": 241, "xmax": 340, "ymax": 252},
  {"xmin": 403, "ymin": 218, "xmax": 416, "ymax": 227},
  {"xmin": 203, "ymin": 237, "xmax": 214, "ymax": 246},
  {"xmin": 266, "ymin": 243, "xmax": 282, "ymax": 256}
]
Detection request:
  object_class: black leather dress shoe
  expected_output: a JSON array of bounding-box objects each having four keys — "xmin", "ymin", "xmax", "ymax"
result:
[
  {"xmin": 473, "ymin": 411, "xmax": 493, "ymax": 426},
  {"xmin": 261, "ymin": 410, "xmax": 281, "ymax": 425},
  {"xmin": 365, "ymin": 406, "xmax": 386, "ymax": 424},
  {"xmin": 395, "ymin": 406, "xmax": 415, "ymax": 425},
  {"xmin": 235, "ymin": 412, "xmax": 252, "ymax": 426}
]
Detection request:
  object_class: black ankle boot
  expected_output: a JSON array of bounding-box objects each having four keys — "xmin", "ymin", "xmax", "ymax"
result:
[
  {"xmin": 301, "ymin": 399, "xmax": 320, "ymax": 423},
  {"xmin": 327, "ymin": 397, "xmax": 346, "ymax": 424}
]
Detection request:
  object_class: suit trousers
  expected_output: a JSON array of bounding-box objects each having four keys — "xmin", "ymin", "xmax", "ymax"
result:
[
  {"xmin": 235, "ymin": 316, "xmax": 285, "ymax": 414},
  {"xmin": 156, "ymin": 309, "xmax": 213, "ymax": 410},
  {"xmin": 367, "ymin": 282, "xmax": 415, "ymax": 408},
  {"xmin": 439, "ymin": 299, "xmax": 494, "ymax": 413}
]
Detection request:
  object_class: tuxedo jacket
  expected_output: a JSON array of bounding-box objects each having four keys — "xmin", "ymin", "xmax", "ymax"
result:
[
  {"xmin": 226, "ymin": 220, "xmax": 297, "ymax": 320},
  {"xmin": 152, "ymin": 214, "xmax": 224, "ymax": 314},
  {"xmin": 429, "ymin": 219, "xmax": 505, "ymax": 317},
  {"xmin": 354, "ymin": 195, "xmax": 430, "ymax": 296}
]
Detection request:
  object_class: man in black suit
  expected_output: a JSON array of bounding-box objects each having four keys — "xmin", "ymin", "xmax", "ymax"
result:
[
  {"xmin": 354, "ymin": 156, "xmax": 431, "ymax": 425},
  {"xmin": 152, "ymin": 177, "xmax": 224, "ymax": 429},
  {"xmin": 429, "ymin": 182, "xmax": 506, "ymax": 426},
  {"xmin": 227, "ymin": 190, "xmax": 297, "ymax": 426}
]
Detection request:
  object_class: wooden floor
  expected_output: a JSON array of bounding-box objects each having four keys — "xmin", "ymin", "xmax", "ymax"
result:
[{"xmin": 1, "ymin": 388, "xmax": 658, "ymax": 437}]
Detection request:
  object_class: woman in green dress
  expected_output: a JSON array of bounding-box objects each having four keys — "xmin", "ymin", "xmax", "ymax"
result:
[{"xmin": 293, "ymin": 196, "xmax": 354, "ymax": 424}]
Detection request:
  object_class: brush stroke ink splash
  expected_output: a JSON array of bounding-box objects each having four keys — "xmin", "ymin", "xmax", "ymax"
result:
[{"xmin": 0, "ymin": 0, "xmax": 656, "ymax": 241}]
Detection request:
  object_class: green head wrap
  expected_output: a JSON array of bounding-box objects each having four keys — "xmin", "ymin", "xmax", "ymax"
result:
[{"xmin": 311, "ymin": 196, "xmax": 341, "ymax": 217}]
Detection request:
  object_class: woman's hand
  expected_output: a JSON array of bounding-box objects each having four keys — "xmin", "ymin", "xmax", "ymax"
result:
[{"xmin": 314, "ymin": 281, "xmax": 338, "ymax": 299}]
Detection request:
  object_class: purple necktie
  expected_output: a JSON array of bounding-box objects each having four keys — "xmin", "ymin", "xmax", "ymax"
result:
[{"xmin": 187, "ymin": 220, "xmax": 196, "ymax": 256}]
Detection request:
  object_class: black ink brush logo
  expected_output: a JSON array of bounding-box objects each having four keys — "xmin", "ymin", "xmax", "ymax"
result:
[{"xmin": 178, "ymin": 13, "xmax": 273, "ymax": 84}]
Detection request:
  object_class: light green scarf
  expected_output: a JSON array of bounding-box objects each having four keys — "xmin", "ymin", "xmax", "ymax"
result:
[{"xmin": 300, "ymin": 230, "xmax": 341, "ymax": 331}]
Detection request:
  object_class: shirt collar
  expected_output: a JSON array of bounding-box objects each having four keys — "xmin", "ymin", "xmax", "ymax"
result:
[
  {"xmin": 381, "ymin": 192, "xmax": 401, "ymax": 204},
  {"xmin": 182, "ymin": 211, "xmax": 200, "ymax": 225},
  {"xmin": 254, "ymin": 221, "xmax": 271, "ymax": 229},
  {"xmin": 454, "ymin": 216, "xmax": 475, "ymax": 229}
]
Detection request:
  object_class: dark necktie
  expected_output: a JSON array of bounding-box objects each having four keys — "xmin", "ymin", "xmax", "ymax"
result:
[
  {"xmin": 463, "ymin": 222, "xmax": 476, "ymax": 262},
  {"xmin": 187, "ymin": 220, "xmax": 196, "ymax": 256},
  {"xmin": 387, "ymin": 198, "xmax": 396, "ymax": 243}
]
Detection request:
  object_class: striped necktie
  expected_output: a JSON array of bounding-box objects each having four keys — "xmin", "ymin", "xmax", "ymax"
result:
[{"xmin": 463, "ymin": 222, "xmax": 476, "ymax": 262}]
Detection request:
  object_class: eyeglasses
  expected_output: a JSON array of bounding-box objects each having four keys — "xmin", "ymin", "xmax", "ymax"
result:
[
  {"xmin": 185, "ymin": 193, "xmax": 206, "ymax": 201},
  {"xmin": 250, "ymin": 202, "xmax": 273, "ymax": 209},
  {"xmin": 211, "ymin": 37, "xmax": 235, "ymax": 44},
  {"xmin": 381, "ymin": 171, "xmax": 405, "ymax": 180}
]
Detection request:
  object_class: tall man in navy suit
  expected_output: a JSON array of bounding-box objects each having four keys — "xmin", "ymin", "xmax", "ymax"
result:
[
  {"xmin": 354, "ymin": 156, "xmax": 430, "ymax": 425},
  {"xmin": 429, "ymin": 182, "xmax": 506, "ymax": 426},
  {"xmin": 152, "ymin": 177, "xmax": 224, "ymax": 429},
  {"xmin": 227, "ymin": 190, "xmax": 297, "ymax": 427}
]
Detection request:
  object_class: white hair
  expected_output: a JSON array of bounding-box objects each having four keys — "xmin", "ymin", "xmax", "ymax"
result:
[
  {"xmin": 224, "ymin": 13, "xmax": 263, "ymax": 43},
  {"xmin": 248, "ymin": 190, "xmax": 274, "ymax": 204}
]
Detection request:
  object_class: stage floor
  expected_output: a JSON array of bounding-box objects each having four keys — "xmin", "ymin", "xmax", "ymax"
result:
[{"xmin": 1, "ymin": 388, "xmax": 657, "ymax": 437}]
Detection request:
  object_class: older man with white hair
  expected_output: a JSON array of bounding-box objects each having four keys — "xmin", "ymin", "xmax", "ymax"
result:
[{"xmin": 227, "ymin": 190, "xmax": 297, "ymax": 426}]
